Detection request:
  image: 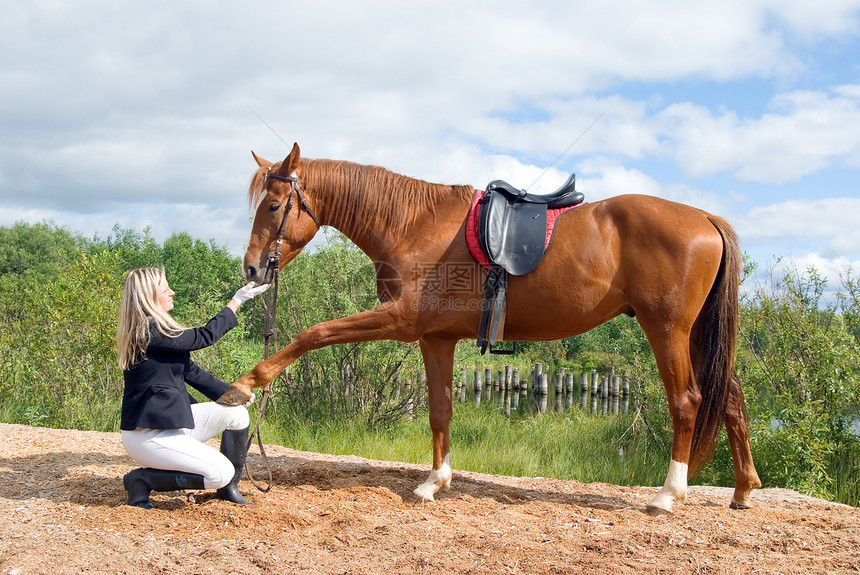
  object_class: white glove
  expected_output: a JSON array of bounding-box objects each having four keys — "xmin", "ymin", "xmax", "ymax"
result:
[
  {"xmin": 242, "ymin": 392, "xmax": 256, "ymax": 408},
  {"xmin": 231, "ymin": 282, "xmax": 271, "ymax": 305}
]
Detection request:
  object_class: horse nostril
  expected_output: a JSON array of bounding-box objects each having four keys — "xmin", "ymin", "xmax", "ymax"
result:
[{"xmin": 245, "ymin": 266, "xmax": 258, "ymax": 282}]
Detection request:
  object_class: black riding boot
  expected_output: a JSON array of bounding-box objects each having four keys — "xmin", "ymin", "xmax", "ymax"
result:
[
  {"xmin": 123, "ymin": 467, "xmax": 205, "ymax": 509},
  {"xmin": 215, "ymin": 427, "xmax": 254, "ymax": 505}
]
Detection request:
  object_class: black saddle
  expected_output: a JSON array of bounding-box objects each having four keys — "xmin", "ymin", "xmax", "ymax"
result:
[
  {"xmin": 475, "ymin": 173, "xmax": 583, "ymax": 354},
  {"xmin": 479, "ymin": 173, "xmax": 584, "ymax": 276},
  {"xmin": 486, "ymin": 172, "xmax": 583, "ymax": 208}
]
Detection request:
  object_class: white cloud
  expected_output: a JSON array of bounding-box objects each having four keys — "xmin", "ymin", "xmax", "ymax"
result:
[
  {"xmin": 575, "ymin": 157, "xmax": 733, "ymax": 213},
  {"xmin": 736, "ymin": 198, "xmax": 860, "ymax": 238},
  {"xmin": 765, "ymin": 0, "xmax": 860, "ymax": 39},
  {"xmin": 655, "ymin": 86, "xmax": 860, "ymax": 183},
  {"xmin": 3, "ymin": 0, "xmax": 860, "ymax": 273},
  {"xmin": 734, "ymin": 198, "xmax": 860, "ymax": 259},
  {"xmin": 769, "ymin": 252, "xmax": 860, "ymax": 290}
]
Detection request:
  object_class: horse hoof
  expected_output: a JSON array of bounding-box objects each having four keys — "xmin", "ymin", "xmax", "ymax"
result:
[
  {"xmin": 646, "ymin": 492, "xmax": 676, "ymax": 515},
  {"xmin": 217, "ymin": 387, "xmax": 252, "ymax": 406},
  {"xmin": 730, "ymin": 487, "xmax": 754, "ymax": 510},
  {"xmin": 645, "ymin": 504, "xmax": 672, "ymax": 516},
  {"xmin": 413, "ymin": 484, "xmax": 436, "ymax": 502}
]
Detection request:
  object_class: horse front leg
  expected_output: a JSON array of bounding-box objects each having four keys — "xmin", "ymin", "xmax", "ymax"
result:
[
  {"xmin": 412, "ymin": 335, "xmax": 457, "ymax": 502},
  {"xmin": 217, "ymin": 305, "xmax": 415, "ymax": 405}
]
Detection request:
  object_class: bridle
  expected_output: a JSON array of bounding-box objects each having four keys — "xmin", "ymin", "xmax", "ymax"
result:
[
  {"xmin": 244, "ymin": 170, "xmax": 320, "ymax": 493},
  {"xmin": 264, "ymin": 172, "xmax": 320, "ymax": 272}
]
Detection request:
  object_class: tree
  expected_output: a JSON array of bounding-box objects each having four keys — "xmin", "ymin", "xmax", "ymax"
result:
[
  {"xmin": 0, "ymin": 220, "xmax": 82, "ymax": 278},
  {"xmin": 273, "ymin": 230, "xmax": 422, "ymax": 427},
  {"xmin": 735, "ymin": 261, "xmax": 860, "ymax": 500},
  {"xmin": 0, "ymin": 223, "xmax": 260, "ymax": 429}
]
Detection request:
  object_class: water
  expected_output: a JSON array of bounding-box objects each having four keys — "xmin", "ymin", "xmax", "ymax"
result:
[{"xmin": 455, "ymin": 368, "xmax": 636, "ymax": 418}]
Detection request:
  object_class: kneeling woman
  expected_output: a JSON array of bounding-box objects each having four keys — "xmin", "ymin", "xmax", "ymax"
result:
[{"xmin": 117, "ymin": 267, "xmax": 269, "ymax": 509}]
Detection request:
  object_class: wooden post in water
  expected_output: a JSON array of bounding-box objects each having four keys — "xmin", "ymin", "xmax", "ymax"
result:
[
  {"xmin": 579, "ymin": 372, "xmax": 588, "ymax": 410},
  {"xmin": 622, "ymin": 369, "xmax": 631, "ymax": 414},
  {"xmin": 520, "ymin": 369, "xmax": 529, "ymax": 398},
  {"xmin": 538, "ymin": 373, "xmax": 549, "ymax": 395},
  {"xmin": 554, "ymin": 369, "xmax": 563, "ymax": 412},
  {"xmin": 564, "ymin": 372, "xmax": 574, "ymax": 410},
  {"xmin": 611, "ymin": 374, "xmax": 620, "ymax": 414},
  {"xmin": 537, "ymin": 373, "xmax": 549, "ymax": 413},
  {"xmin": 600, "ymin": 372, "xmax": 609, "ymax": 416}
]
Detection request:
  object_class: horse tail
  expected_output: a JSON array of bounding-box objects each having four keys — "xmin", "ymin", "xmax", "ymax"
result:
[{"xmin": 689, "ymin": 215, "xmax": 743, "ymax": 473}]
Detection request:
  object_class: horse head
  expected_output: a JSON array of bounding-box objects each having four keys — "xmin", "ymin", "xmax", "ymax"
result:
[{"xmin": 243, "ymin": 143, "xmax": 320, "ymax": 284}]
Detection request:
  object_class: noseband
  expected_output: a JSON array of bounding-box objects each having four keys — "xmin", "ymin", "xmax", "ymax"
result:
[{"xmin": 264, "ymin": 172, "xmax": 320, "ymax": 271}]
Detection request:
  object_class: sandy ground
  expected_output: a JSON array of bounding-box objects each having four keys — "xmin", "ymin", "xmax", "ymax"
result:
[{"xmin": 1, "ymin": 422, "xmax": 858, "ymax": 575}]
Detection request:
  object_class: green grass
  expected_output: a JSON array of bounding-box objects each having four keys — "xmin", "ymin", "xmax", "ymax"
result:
[{"xmin": 261, "ymin": 399, "xmax": 670, "ymax": 488}]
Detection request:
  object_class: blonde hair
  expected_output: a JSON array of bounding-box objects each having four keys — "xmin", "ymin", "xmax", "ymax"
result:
[{"xmin": 117, "ymin": 268, "xmax": 186, "ymax": 370}]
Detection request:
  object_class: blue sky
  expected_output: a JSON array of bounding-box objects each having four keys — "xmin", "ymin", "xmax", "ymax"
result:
[{"xmin": 2, "ymin": 0, "xmax": 860, "ymax": 288}]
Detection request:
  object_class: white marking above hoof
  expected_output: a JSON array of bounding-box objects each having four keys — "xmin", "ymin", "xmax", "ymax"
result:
[
  {"xmin": 413, "ymin": 454, "xmax": 452, "ymax": 502},
  {"xmin": 647, "ymin": 460, "xmax": 688, "ymax": 514}
]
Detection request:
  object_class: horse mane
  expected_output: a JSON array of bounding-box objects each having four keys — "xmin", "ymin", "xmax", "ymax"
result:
[{"xmin": 247, "ymin": 158, "xmax": 475, "ymax": 238}]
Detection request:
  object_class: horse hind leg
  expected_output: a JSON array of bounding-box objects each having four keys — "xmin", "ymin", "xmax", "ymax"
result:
[
  {"xmin": 412, "ymin": 335, "xmax": 456, "ymax": 502},
  {"xmin": 645, "ymin": 332, "xmax": 701, "ymax": 514},
  {"xmin": 725, "ymin": 373, "xmax": 762, "ymax": 509}
]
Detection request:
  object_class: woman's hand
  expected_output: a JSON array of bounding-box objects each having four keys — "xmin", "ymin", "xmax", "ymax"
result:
[
  {"xmin": 227, "ymin": 282, "xmax": 271, "ymax": 312},
  {"xmin": 232, "ymin": 282, "xmax": 271, "ymax": 305}
]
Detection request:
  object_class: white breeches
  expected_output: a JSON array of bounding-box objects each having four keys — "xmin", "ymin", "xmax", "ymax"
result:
[{"xmin": 121, "ymin": 402, "xmax": 249, "ymax": 489}]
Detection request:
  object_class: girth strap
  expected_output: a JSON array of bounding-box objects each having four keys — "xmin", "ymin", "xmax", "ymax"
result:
[{"xmin": 477, "ymin": 266, "xmax": 515, "ymax": 355}]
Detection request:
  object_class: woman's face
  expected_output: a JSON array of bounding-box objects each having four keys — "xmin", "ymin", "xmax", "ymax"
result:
[{"xmin": 156, "ymin": 279, "xmax": 175, "ymax": 312}]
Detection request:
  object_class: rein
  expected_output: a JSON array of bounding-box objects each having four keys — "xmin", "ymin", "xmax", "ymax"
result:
[
  {"xmin": 244, "ymin": 172, "xmax": 317, "ymax": 492},
  {"xmin": 244, "ymin": 266, "xmax": 279, "ymax": 492}
]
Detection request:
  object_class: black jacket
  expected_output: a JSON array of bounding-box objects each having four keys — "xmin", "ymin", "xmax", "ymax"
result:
[{"xmin": 120, "ymin": 307, "xmax": 238, "ymax": 431}]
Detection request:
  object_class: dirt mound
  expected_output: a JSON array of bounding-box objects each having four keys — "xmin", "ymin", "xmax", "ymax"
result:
[{"xmin": 1, "ymin": 422, "xmax": 858, "ymax": 574}]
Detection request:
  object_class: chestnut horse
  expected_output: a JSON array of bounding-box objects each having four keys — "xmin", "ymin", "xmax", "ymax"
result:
[{"xmin": 218, "ymin": 143, "xmax": 761, "ymax": 513}]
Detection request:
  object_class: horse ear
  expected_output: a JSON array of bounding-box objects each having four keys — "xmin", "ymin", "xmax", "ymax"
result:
[
  {"xmin": 251, "ymin": 150, "xmax": 272, "ymax": 169},
  {"xmin": 284, "ymin": 142, "xmax": 301, "ymax": 174}
]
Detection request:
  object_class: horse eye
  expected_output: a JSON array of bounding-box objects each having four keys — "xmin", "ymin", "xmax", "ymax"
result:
[{"xmin": 268, "ymin": 203, "xmax": 281, "ymax": 213}]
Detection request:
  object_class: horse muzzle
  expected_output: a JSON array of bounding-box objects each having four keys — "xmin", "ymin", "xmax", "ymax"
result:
[{"xmin": 244, "ymin": 257, "xmax": 277, "ymax": 285}]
